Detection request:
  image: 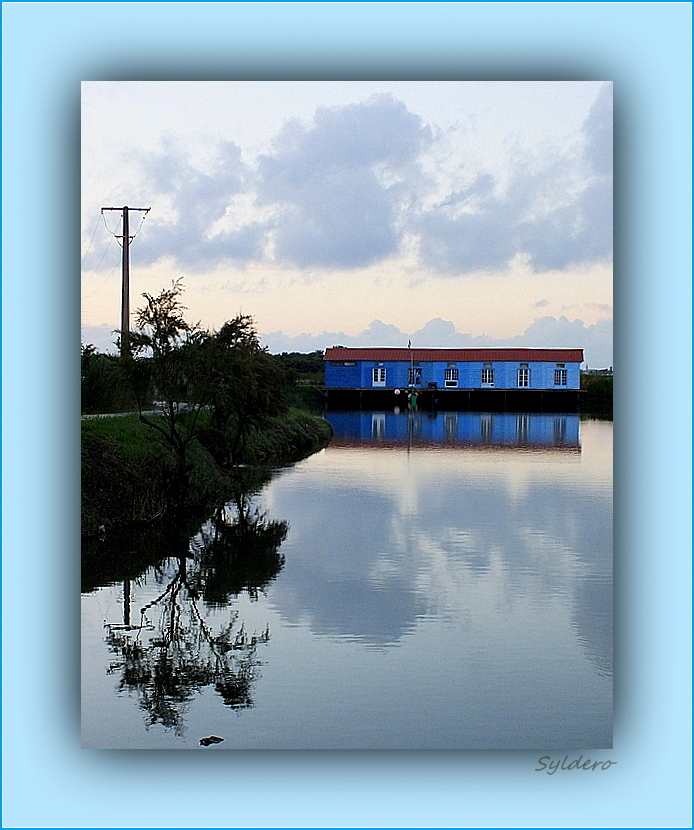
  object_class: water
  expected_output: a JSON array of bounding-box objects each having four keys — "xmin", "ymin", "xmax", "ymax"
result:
[{"xmin": 81, "ymin": 411, "xmax": 612, "ymax": 749}]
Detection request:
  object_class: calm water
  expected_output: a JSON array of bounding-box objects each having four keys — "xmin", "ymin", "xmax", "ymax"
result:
[{"xmin": 81, "ymin": 411, "xmax": 612, "ymax": 749}]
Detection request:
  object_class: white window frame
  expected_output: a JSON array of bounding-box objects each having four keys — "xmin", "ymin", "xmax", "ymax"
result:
[
  {"xmin": 554, "ymin": 368, "xmax": 567, "ymax": 386},
  {"xmin": 517, "ymin": 367, "xmax": 530, "ymax": 387},
  {"xmin": 481, "ymin": 366, "xmax": 494, "ymax": 387},
  {"xmin": 444, "ymin": 367, "xmax": 459, "ymax": 387},
  {"xmin": 372, "ymin": 367, "xmax": 386, "ymax": 387}
]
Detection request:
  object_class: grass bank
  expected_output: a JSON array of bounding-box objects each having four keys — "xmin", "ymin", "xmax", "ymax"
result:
[{"xmin": 82, "ymin": 409, "xmax": 332, "ymax": 537}]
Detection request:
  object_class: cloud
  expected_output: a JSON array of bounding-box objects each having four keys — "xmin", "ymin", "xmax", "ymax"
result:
[
  {"xmin": 505, "ymin": 314, "xmax": 612, "ymax": 357},
  {"xmin": 409, "ymin": 318, "xmax": 493, "ymax": 347},
  {"xmin": 533, "ymin": 299, "xmax": 549, "ymax": 307},
  {"xmin": 417, "ymin": 203, "xmax": 519, "ymax": 273},
  {"xmin": 415, "ymin": 83, "xmax": 613, "ymax": 275},
  {"xmin": 360, "ymin": 319, "xmax": 406, "ymax": 343},
  {"xmin": 86, "ymin": 86, "xmax": 611, "ymax": 281},
  {"xmin": 256, "ymin": 95, "xmax": 432, "ymax": 268},
  {"xmin": 130, "ymin": 140, "xmax": 267, "ymax": 271},
  {"xmin": 84, "ymin": 310, "xmax": 611, "ymax": 367},
  {"xmin": 583, "ymin": 83, "xmax": 613, "ymax": 177},
  {"xmin": 585, "ymin": 302, "xmax": 613, "ymax": 316},
  {"xmin": 261, "ymin": 314, "xmax": 613, "ymax": 368},
  {"xmin": 95, "ymin": 95, "xmax": 434, "ymax": 274}
]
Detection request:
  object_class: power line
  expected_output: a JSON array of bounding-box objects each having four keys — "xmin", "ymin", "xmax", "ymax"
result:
[
  {"xmin": 101, "ymin": 210, "xmax": 119, "ymax": 236},
  {"xmin": 82, "ymin": 236, "xmax": 116, "ymax": 290},
  {"xmin": 81, "ymin": 214, "xmax": 102, "ymax": 267},
  {"xmin": 131, "ymin": 210, "xmax": 148, "ymax": 239},
  {"xmin": 101, "ymin": 209, "xmax": 148, "ymax": 242},
  {"xmin": 84, "ymin": 252, "xmax": 121, "ymax": 299}
]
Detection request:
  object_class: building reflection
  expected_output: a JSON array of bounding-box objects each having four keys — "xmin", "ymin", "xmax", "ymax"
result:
[{"xmin": 325, "ymin": 411, "xmax": 581, "ymax": 450}]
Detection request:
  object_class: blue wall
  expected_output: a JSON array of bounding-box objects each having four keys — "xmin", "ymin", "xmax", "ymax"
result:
[{"xmin": 325, "ymin": 359, "xmax": 581, "ymax": 390}]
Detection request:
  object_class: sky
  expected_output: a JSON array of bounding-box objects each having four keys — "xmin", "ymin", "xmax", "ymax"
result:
[{"xmin": 81, "ymin": 81, "xmax": 613, "ymax": 367}]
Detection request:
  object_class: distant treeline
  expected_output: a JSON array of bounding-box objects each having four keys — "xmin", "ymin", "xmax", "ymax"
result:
[
  {"xmin": 273, "ymin": 350, "xmax": 325, "ymax": 382},
  {"xmin": 82, "ymin": 349, "xmax": 327, "ymax": 414},
  {"xmin": 580, "ymin": 372, "xmax": 613, "ymax": 415},
  {"xmin": 81, "ymin": 347, "xmax": 140, "ymax": 414}
]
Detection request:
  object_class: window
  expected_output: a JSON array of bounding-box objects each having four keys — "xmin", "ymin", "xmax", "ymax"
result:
[
  {"xmin": 481, "ymin": 365, "xmax": 494, "ymax": 386},
  {"xmin": 444, "ymin": 367, "xmax": 458, "ymax": 387},
  {"xmin": 517, "ymin": 367, "xmax": 530, "ymax": 387},
  {"xmin": 408, "ymin": 367, "xmax": 422, "ymax": 385},
  {"xmin": 372, "ymin": 367, "xmax": 386, "ymax": 386},
  {"xmin": 554, "ymin": 368, "xmax": 567, "ymax": 386}
]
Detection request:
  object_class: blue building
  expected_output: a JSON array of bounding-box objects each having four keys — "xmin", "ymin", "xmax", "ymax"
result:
[{"xmin": 323, "ymin": 347, "xmax": 584, "ymax": 410}]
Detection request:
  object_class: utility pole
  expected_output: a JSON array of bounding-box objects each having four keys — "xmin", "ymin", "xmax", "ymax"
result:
[{"xmin": 101, "ymin": 205, "xmax": 150, "ymax": 357}]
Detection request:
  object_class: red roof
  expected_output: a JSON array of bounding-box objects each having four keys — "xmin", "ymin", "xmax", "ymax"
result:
[{"xmin": 324, "ymin": 347, "xmax": 584, "ymax": 363}]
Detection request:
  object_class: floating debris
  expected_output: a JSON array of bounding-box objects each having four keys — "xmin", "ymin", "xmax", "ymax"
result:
[{"xmin": 199, "ymin": 735, "xmax": 224, "ymax": 747}]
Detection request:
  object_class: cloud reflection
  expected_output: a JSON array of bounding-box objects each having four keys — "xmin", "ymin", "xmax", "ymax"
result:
[{"xmin": 262, "ymin": 415, "xmax": 612, "ymax": 680}]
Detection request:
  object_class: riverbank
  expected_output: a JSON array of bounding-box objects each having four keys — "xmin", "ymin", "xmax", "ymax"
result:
[{"xmin": 81, "ymin": 408, "xmax": 333, "ymax": 537}]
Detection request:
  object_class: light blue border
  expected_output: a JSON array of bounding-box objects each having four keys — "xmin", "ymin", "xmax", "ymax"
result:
[{"xmin": 3, "ymin": 2, "xmax": 691, "ymax": 828}]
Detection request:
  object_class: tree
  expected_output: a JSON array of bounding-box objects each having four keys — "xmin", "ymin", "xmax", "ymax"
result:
[
  {"xmin": 194, "ymin": 318, "xmax": 290, "ymax": 466},
  {"xmin": 274, "ymin": 350, "xmax": 325, "ymax": 382},
  {"xmin": 128, "ymin": 279, "xmax": 205, "ymax": 494},
  {"xmin": 81, "ymin": 344, "xmax": 139, "ymax": 413},
  {"xmin": 128, "ymin": 279, "xmax": 291, "ymax": 488}
]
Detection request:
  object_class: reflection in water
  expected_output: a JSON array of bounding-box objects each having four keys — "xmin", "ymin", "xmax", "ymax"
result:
[
  {"xmin": 327, "ymin": 410, "xmax": 581, "ymax": 449},
  {"xmin": 83, "ymin": 413, "xmax": 612, "ymax": 749},
  {"xmin": 251, "ymin": 415, "xmax": 612, "ymax": 748},
  {"xmin": 191, "ymin": 496, "xmax": 287, "ymax": 606},
  {"xmin": 92, "ymin": 494, "xmax": 287, "ymax": 735},
  {"xmin": 105, "ymin": 555, "xmax": 269, "ymax": 734}
]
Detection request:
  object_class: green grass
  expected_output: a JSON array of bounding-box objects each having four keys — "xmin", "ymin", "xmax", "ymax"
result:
[
  {"xmin": 82, "ymin": 413, "xmax": 170, "ymax": 459},
  {"xmin": 238, "ymin": 408, "xmax": 333, "ymax": 464},
  {"xmin": 81, "ymin": 408, "xmax": 332, "ymax": 536}
]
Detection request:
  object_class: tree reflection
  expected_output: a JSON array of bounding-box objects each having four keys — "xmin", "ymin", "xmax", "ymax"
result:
[
  {"xmin": 103, "ymin": 495, "xmax": 287, "ymax": 734},
  {"xmin": 191, "ymin": 492, "xmax": 288, "ymax": 605}
]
